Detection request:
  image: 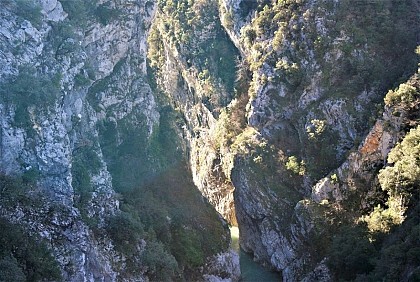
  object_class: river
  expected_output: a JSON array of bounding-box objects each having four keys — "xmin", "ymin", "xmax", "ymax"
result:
[{"xmin": 230, "ymin": 227, "xmax": 282, "ymax": 282}]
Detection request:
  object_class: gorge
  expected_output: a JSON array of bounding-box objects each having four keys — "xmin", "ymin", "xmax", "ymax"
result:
[{"xmin": 0, "ymin": 0, "xmax": 419, "ymax": 281}]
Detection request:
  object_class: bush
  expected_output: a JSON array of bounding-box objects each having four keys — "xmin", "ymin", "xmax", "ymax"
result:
[
  {"xmin": 0, "ymin": 218, "xmax": 61, "ymax": 281},
  {"xmin": 48, "ymin": 21, "xmax": 81, "ymax": 56},
  {"xmin": 94, "ymin": 2, "xmax": 121, "ymax": 25},
  {"xmin": 0, "ymin": 174, "xmax": 39, "ymax": 206},
  {"xmin": 379, "ymin": 126, "xmax": 420, "ymax": 202},
  {"xmin": 327, "ymin": 225, "xmax": 376, "ymax": 280},
  {"xmin": 286, "ymin": 156, "xmax": 306, "ymax": 176},
  {"xmin": 142, "ymin": 240, "xmax": 178, "ymax": 281},
  {"xmin": 170, "ymin": 227, "xmax": 204, "ymax": 268},
  {"xmin": 384, "ymin": 83, "xmax": 418, "ymax": 106},
  {"xmin": 366, "ymin": 203, "xmax": 420, "ymax": 281},
  {"xmin": 0, "ymin": 65, "xmax": 61, "ymax": 128},
  {"xmin": 14, "ymin": 0, "xmax": 42, "ymax": 28},
  {"xmin": 106, "ymin": 212, "xmax": 144, "ymax": 256},
  {"xmin": 59, "ymin": 0, "xmax": 96, "ymax": 26},
  {"xmin": 0, "ymin": 256, "xmax": 25, "ymax": 282}
]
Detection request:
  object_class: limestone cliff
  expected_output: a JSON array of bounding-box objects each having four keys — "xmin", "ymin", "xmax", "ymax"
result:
[
  {"xmin": 0, "ymin": 0, "xmax": 419, "ymax": 281},
  {"xmin": 148, "ymin": 0, "xmax": 418, "ymax": 280},
  {"xmin": 0, "ymin": 0, "xmax": 239, "ymax": 280},
  {"xmin": 215, "ymin": 0, "xmax": 419, "ymax": 280}
]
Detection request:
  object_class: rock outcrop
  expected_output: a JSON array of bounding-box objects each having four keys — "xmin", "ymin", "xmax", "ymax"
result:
[
  {"xmin": 0, "ymin": 0, "xmax": 238, "ymax": 280},
  {"xmin": 0, "ymin": 0, "xmax": 418, "ymax": 281}
]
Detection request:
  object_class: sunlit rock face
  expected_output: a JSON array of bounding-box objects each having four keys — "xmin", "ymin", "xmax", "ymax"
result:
[
  {"xmin": 212, "ymin": 0, "xmax": 418, "ymax": 280},
  {"xmin": 0, "ymin": 0, "xmax": 419, "ymax": 281}
]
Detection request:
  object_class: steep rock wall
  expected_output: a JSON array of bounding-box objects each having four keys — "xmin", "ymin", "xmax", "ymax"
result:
[
  {"xmin": 0, "ymin": 0, "xmax": 418, "ymax": 280},
  {"xmin": 216, "ymin": 0, "xmax": 419, "ymax": 280},
  {"xmin": 148, "ymin": 1, "xmax": 418, "ymax": 280},
  {"xmin": 147, "ymin": 0, "xmax": 240, "ymax": 225},
  {"xmin": 0, "ymin": 0, "xmax": 239, "ymax": 280}
]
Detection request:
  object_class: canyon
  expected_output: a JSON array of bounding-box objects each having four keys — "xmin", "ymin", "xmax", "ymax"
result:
[{"xmin": 0, "ymin": 0, "xmax": 419, "ymax": 281}]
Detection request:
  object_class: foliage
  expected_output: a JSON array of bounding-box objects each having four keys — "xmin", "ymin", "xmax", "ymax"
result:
[
  {"xmin": 380, "ymin": 126, "xmax": 420, "ymax": 198},
  {"xmin": 117, "ymin": 163, "xmax": 229, "ymax": 276},
  {"xmin": 59, "ymin": 0, "xmax": 95, "ymax": 26},
  {"xmin": 153, "ymin": 0, "xmax": 238, "ymax": 104},
  {"xmin": 0, "ymin": 65, "xmax": 61, "ymax": 128},
  {"xmin": 362, "ymin": 126, "xmax": 420, "ymax": 233},
  {"xmin": 170, "ymin": 226, "xmax": 204, "ymax": 268},
  {"xmin": 330, "ymin": 173, "xmax": 339, "ymax": 184},
  {"xmin": 0, "ymin": 175, "xmax": 62, "ymax": 281},
  {"xmin": 141, "ymin": 240, "xmax": 178, "ymax": 281},
  {"xmin": 285, "ymin": 156, "xmax": 306, "ymax": 176},
  {"xmin": 106, "ymin": 212, "xmax": 144, "ymax": 256},
  {"xmin": 306, "ymin": 119, "xmax": 326, "ymax": 140},
  {"xmin": 96, "ymin": 90, "xmax": 228, "ymax": 275},
  {"xmin": 365, "ymin": 203, "xmax": 420, "ymax": 281},
  {"xmin": 385, "ymin": 82, "xmax": 419, "ymax": 107},
  {"xmin": 212, "ymin": 107, "xmax": 247, "ymax": 151},
  {"xmin": 94, "ymin": 2, "xmax": 121, "ymax": 26},
  {"xmin": 0, "ymin": 172, "xmax": 43, "ymax": 209},
  {"xmin": 74, "ymin": 72, "xmax": 91, "ymax": 88},
  {"xmin": 327, "ymin": 224, "xmax": 376, "ymax": 281},
  {"xmin": 0, "ymin": 218, "xmax": 61, "ymax": 281},
  {"xmin": 147, "ymin": 22, "xmax": 165, "ymax": 69},
  {"xmin": 60, "ymin": 0, "xmax": 119, "ymax": 26},
  {"xmin": 14, "ymin": 0, "xmax": 42, "ymax": 28},
  {"xmin": 238, "ymin": 0, "xmax": 418, "ymax": 181},
  {"xmin": 0, "ymin": 255, "xmax": 25, "ymax": 282},
  {"xmin": 98, "ymin": 106, "xmax": 182, "ymax": 193},
  {"xmin": 22, "ymin": 167, "xmax": 41, "ymax": 183},
  {"xmin": 47, "ymin": 21, "xmax": 82, "ymax": 58},
  {"xmin": 328, "ymin": 122, "xmax": 420, "ymax": 281},
  {"xmin": 364, "ymin": 204, "xmax": 404, "ymax": 233},
  {"xmin": 71, "ymin": 144, "xmax": 102, "ymax": 223}
]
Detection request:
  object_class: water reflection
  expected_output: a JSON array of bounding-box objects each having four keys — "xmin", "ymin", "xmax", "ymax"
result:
[{"xmin": 230, "ymin": 227, "xmax": 282, "ymax": 282}]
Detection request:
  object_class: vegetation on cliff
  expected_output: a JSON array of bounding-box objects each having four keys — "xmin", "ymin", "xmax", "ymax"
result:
[
  {"xmin": 325, "ymin": 73, "xmax": 420, "ymax": 281},
  {"xmin": 0, "ymin": 175, "xmax": 62, "ymax": 281},
  {"xmin": 148, "ymin": 0, "xmax": 419, "ymax": 278},
  {"xmin": 0, "ymin": 0, "xmax": 419, "ymax": 281}
]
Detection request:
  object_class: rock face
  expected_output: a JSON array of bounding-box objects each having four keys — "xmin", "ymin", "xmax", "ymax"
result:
[
  {"xmin": 215, "ymin": 0, "xmax": 419, "ymax": 280},
  {"xmin": 0, "ymin": 0, "xmax": 419, "ymax": 281},
  {"xmin": 0, "ymin": 0, "xmax": 238, "ymax": 281},
  {"xmin": 0, "ymin": 0, "xmax": 156, "ymax": 280}
]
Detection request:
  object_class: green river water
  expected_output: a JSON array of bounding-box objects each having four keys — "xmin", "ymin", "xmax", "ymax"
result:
[{"xmin": 230, "ymin": 227, "xmax": 282, "ymax": 282}]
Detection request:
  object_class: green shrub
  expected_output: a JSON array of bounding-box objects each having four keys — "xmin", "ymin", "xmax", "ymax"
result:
[
  {"xmin": 74, "ymin": 72, "xmax": 91, "ymax": 88},
  {"xmin": 59, "ymin": 0, "xmax": 96, "ymax": 26},
  {"xmin": 363, "ymin": 203, "xmax": 420, "ymax": 281},
  {"xmin": 379, "ymin": 126, "xmax": 420, "ymax": 203},
  {"xmin": 384, "ymin": 83, "xmax": 418, "ymax": 107},
  {"xmin": 327, "ymin": 225, "xmax": 376, "ymax": 280},
  {"xmin": 0, "ymin": 256, "xmax": 25, "ymax": 282},
  {"xmin": 71, "ymin": 145, "xmax": 102, "ymax": 223},
  {"xmin": 118, "ymin": 162, "xmax": 229, "ymax": 273},
  {"xmin": 0, "ymin": 218, "xmax": 61, "ymax": 281},
  {"xmin": 362, "ymin": 126, "xmax": 420, "ymax": 233},
  {"xmin": 306, "ymin": 119, "xmax": 326, "ymax": 140},
  {"xmin": 22, "ymin": 167, "xmax": 40, "ymax": 183},
  {"xmin": 94, "ymin": 2, "xmax": 121, "ymax": 25},
  {"xmin": 170, "ymin": 227, "xmax": 204, "ymax": 268},
  {"xmin": 106, "ymin": 212, "xmax": 144, "ymax": 256},
  {"xmin": 14, "ymin": 0, "xmax": 42, "ymax": 28},
  {"xmin": 141, "ymin": 240, "xmax": 178, "ymax": 281},
  {"xmin": 0, "ymin": 173, "xmax": 40, "ymax": 207},
  {"xmin": 154, "ymin": 0, "xmax": 238, "ymax": 98},
  {"xmin": 48, "ymin": 21, "xmax": 81, "ymax": 56},
  {"xmin": 285, "ymin": 156, "xmax": 306, "ymax": 176},
  {"xmin": 0, "ymin": 65, "xmax": 61, "ymax": 128}
]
